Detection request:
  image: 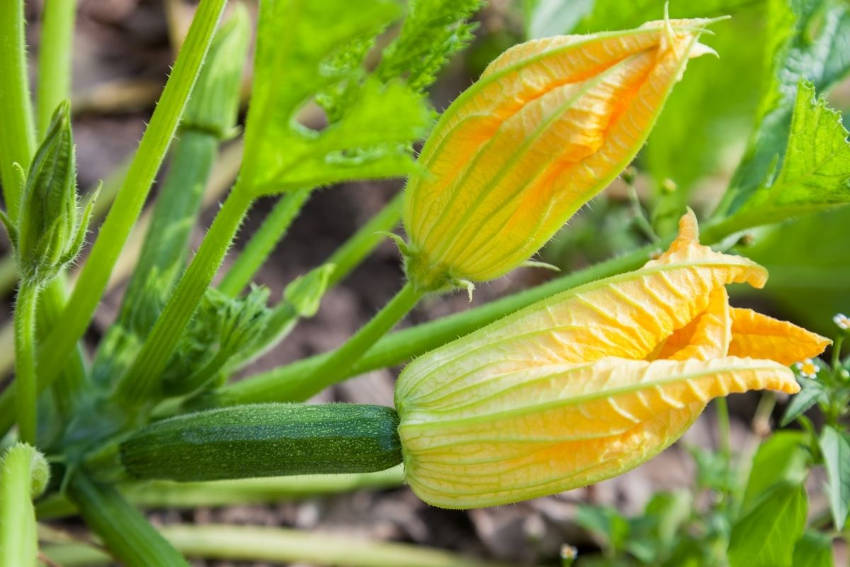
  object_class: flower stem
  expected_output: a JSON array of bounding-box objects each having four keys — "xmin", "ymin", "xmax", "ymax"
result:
[
  {"xmin": 115, "ymin": 185, "xmax": 254, "ymax": 404},
  {"xmin": 0, "ymin": 0, "xmax": 36, "ymax": 220},
  {"xmin": 201, "ymin": 244, "xmax": 655, "ymax": 409},
  {"xmin": 37, "ymin": 0, "xmax": 77, "ymax": 137},
  {"xmin": 218, "ymin": 186, "xmax": 312, "ymax": 297},
  {"xmin": 0, "ymin": 0, "xmax": 227, "ymax": 439},
  {"xmin": 276, "ymin": 281, "xmax": 423, "ymax": 401},
  {"xmin": 0, "ymin": 444, "xmax": 47, "ymax": 567},
  {"xmin": 13, "ymin": 283, "xmax": 40, "ymax": 444},
  {"xmin": 67, "ymin": 472, "xmax": 188, "ymax": 567}
]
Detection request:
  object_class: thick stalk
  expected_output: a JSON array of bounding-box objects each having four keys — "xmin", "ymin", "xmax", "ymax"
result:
[
  {"xmin": 202, "ymin": 244, "xmax": 654, "ymax": 408},
  {"xmin": 37, "ymin": 0, "xmax": 77, "ymax": 136},
  {"xmin": 0, "ymin": 0, "xmax": 36, "ymax": 219},
  {"xmin": 115, "ymin": 186, "xmax": 253, "ymax": 403},
  {"xmin": 218, "ymin": 187, "xmax": 312, "ymax": 296},
  {"xmin": 0, "ymin": 444, "xmax": 46, "ymax": 567},
  {"xmin": 43, "ymin": 524, "xmax": 511, "ymax": 567},
  {"xmin": 0, "ymin": 0, "xmax": 228, "ymax": 438},
  {"xmin": 67, "ymin": 473, "xmax": 188, "ymax": 567},
  {"xmin": 260, "ymin": 281, "xmax": 423, "ymax": 402},
  {"xmin": 13, "ymin": 284, "xmax": 40, "ymax": 444},
  {"xmin": 117, "ymin": 129, "xmax": 218, "ymax": 331}
]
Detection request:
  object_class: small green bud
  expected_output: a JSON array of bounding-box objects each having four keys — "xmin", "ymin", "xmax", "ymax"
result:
[
  {"xmin": 284, "ymin": 263, "xmax": 335, "ymax": 317},
  {"xmin": 181, "ymin": 5, "xmax": 250, "ymax": 138},
  {"xmin": 14, "ymin": 102, "xmax": 92, "ymax": 283}
]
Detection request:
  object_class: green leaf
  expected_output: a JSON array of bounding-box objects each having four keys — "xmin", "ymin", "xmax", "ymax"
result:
[
  {"xmin": 728, "ymin": 482, "xmax": 807, "ymax": 567},
  {"xmin": 741, "ymin": 204, "xmax": 850, "ymax": 336},
  {"xmin": 242, "ymin": 0, "xmax": 432, "ymax": 195},
  {"xmin": 792, "ymin": 531, "xmax": 835, "ymax": 567},
  {"xmin": 643, "ymin": 491, "xmax": 692, "ymax": 553},
  {"xmin": 781, "ymin": 376, "xmax": 828, "ymax": 425},
  {"xmin": 575, "ymin": 505, "xmax": 630, "ymax": 555},
  {"xmin": 742, "ymin": 431, "xmax": 810, "ymax": 513},
  {"xmin": 716, "ymin": 0, "xmax": 850, "ymax": 219},
  {"xmin": 576, "ymin": 0, "xmax": 755, "ymax": 32},
  {"xmin": 522, "ymin": 0, "xmax": 592, "ymax": 38},
  {"xmin": 819, "ymin": 425, "xmax": 850, "ymax": 529},
  {"xmin": 726, "ymin": 80, "xmax": 850, "ymax": 226},
  {"xmin": 377, "ymin": 0, "xmax": 481, "ymax": 91},
  {"xmin": 161, "ymin": 286, "xmax": 272, "ymax": 396}
]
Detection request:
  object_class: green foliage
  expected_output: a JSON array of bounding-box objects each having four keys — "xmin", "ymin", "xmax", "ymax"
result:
[
  {"xmin": 716, "ymin": 0, "xmax": 850, "ymax": 219},
  {"xmin": 180, "ymin": 4, "xmax": 250, "ymax": 138},
  {"xmin": 727, "ymin": 482, "xmax": 807, "ymax": 567},
  {"xmin": 241, "ymin": 0, "xmax": 432, "ymax": 195},
  {"xmin": 161, "ymin": 286, "xmax": 272, "ymax": 396},
  {"xmin": 377, "ymin": 0, "xmax": 481, "ymax": 91},
  {"xmin": 792, "ymin": 531, "xmax": 835, "ymax": 567},
  {"xmin": 741, "ymin": 431, "xmax": 809, "ymax": 511},
  {"xmin": 724, "ymin": 81, "xmax": 850, "ymax": 227},
  {"xmin": 819, "ymin": 425, "xmax": 850, "ymax": 530}
]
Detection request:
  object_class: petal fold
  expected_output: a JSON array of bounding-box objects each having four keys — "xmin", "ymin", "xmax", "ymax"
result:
[{"xmin": 728, "ymin": 308, "xmax": 830, "ymax": 364}]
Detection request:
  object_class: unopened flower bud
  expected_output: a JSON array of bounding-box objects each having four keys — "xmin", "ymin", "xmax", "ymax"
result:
[
  {"xmin": 9, "ymin": 102, "xmax": 95, "ymax": 284},
  {"xmin": 402, "ymin": 19, "xmax": 717, "ymax": 291}
]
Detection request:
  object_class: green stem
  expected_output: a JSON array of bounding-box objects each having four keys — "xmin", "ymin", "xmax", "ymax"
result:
[
  {"xmin": 39, "ymin": 276, "xmax": 88, "ymax": 424},
  {"xmin": 117, "ymin": 129, "xmax": 218, "ymax": 332},
  {"xmin": 44, "ymin": 524, "xmax": 511, "ymax": 567},
  {"xmin": 716, "ymin": 397, "xmax": 731, "ymax": 461},
  {"xmin": 325, "ymin": 191, "xmax": 403, "ymax": 288},
  {"xmin": 201, "ymin": 244, "xmax": 654, "ymax": 408},
  {"xmin": 38, "ymin": 465, "xmax": 405, "ymax": 519},
  {"xmin": 279, "ymin": 281, "xmax": 423, "ymax": 401},
  {"xmin": 37, "ymin": 0, "xmax": 77, "ymax": 137},
  {"xmin": 0, "ymin": 0, "xmax": 37, "ymax": 220},
  {"xmin": 0, "ymin": 0, "xmax": 227, "ymax": 438},
  {"xmin": 0, "ymin": 444, "xmax": 47, "ymax": 567},
  {"xmin": 13, "ymin": 283, "xmax": 39, "ymax": 444},
  {"xmin": 67, "ymin": 472, "xmax": 188, "ymax": 567},
  {"xmin": 218, "ymin": 187, "xmax": 312, "ymax": 296},
  {"xmin": 115, "ymin": 186, "xmax": 253, "ymax": 403}
]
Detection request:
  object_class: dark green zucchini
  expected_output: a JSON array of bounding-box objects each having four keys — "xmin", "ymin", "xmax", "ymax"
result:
[{"xmin": 119, "ymin": 403, "xmax": 401, "ymax": 481}]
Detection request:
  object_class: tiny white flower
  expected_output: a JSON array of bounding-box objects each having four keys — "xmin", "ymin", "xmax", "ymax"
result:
[
  {"xmin": 833, "ymin": 313, "xmax": 850, "ymax": 331},
  {"xmin": 794, "ymin": 358, "xmax": 819, "ymax": 379}
]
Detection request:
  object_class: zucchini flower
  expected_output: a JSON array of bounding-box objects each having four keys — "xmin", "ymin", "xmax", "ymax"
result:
[
  {"xmin": 402, "ymin": 18, "xmax": 718, "ymax": 291},
  {"xmin": 396, "ymin": 212, "xmax": 829, "ymax": 508}
]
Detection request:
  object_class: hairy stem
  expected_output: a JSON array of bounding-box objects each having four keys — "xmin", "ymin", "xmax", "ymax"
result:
[
  {"xmin": 67, "ymin": 473, "xmax": 188, "ymax": 567},
  {"xmin": 0, "ymin": 0, "xmax": 227, "ymax": 438},
  {"xmin": 218, "ymin": 186, "xmax": 312, "ymax": 297},
  {"xmin": 37, "ymin": 0, "xmax": 77, "ymax": 137},
  {"xmin": 13, "ymin": 283, "xmax": 40, "ymax": 444},
  {"xmin": 114, "ymin": 185, "xmax": 253, "ymax": 404},
  {"xmin": 0, "ymin": 0, "xmax": 36, "ymax": 219}
]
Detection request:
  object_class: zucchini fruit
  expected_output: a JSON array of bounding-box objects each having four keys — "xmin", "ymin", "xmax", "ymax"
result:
[{"xmin": 119, "ymin": 403, "xmax": 401, "ymax": 481}]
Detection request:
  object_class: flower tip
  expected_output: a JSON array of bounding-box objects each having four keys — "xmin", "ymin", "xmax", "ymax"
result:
[{"xmin": 689, "ymin": 41, "xmax": 719, "ymax": 59}]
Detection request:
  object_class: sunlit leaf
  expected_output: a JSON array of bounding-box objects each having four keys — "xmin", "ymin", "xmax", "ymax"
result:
[
  {"xmin": 792, "ymin": 531, "xmax": 835, "ymax": 567},
  {"xmin": 728, "ymin": 482, "xmax": 807, "ymax": 567},
  {"xmin": 819, "ymin": 425, "xmax": 850, "ymax": 530},
  {"xmin": 741, "ymin": 431, "xmax": 809, "ymax": 512}
]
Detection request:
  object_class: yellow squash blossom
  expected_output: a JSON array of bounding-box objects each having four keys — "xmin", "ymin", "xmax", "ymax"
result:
[
  {"xmin": 402, "ymin": 18, "xmax": 718, "ymax": 290},
  {"xmin": 395, "ymin": 212, "xmax": 829, "ymax": 509}
]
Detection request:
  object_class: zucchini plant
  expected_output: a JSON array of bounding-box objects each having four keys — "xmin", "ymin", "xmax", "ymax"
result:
[{"xmin": 0, "ymin": 0, "xmax": 849, "ymax": 565}]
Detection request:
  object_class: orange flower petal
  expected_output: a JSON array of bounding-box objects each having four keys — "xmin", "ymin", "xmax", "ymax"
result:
[
  {"xmin": 652, "ymin": 287, "xmax": 731, "ymax": 361},
  {"xmin": 399, "ymin": 356, "xmax": 797, "ymax": 508},
  {"xmin": 728, "ymin": 308, "xmax": 830, "ymax": 365},
  {"xmin": 403, "ymin": 20, "xmax": 717, "ymax": 285},
  {"xmin": 396, "ymin": 214, "xmax": 766, "ymax": 409}
]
